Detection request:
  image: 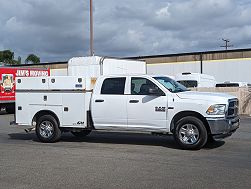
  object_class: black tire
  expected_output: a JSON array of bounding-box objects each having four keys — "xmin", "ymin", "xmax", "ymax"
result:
[
  {"xmin": 36, "ymin": 115, "xmax": 61, "ymax": 143},
  {"xmin": 71, "ymin": 130, "xmax": 91, "ymax": 137},
  {"xmin": 174, "ymin": 116, "xmax": 208, "ymax": 150}
]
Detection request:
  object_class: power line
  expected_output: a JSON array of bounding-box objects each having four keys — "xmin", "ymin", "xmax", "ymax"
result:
[{"xmin": 220, "ymin": 38, "xmax": 233, "ymax": 50}]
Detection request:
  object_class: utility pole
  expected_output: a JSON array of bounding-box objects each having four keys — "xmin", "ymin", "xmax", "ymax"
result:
[
  {"xmin": 200, "ymin": 53, "xmax": 203, "ymax": 74},
  {"xmin": 90, "ymin": 0, "xmax": 94, "ymax": 56},
  {"xmin": 220, "ymin": 38, "xmax": 233, "ymax": 50}
]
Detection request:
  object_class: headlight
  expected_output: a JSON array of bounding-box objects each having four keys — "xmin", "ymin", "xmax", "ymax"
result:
[{"xmin": 206, "ymin": 104, "xmax": 226, "ymax": 115}]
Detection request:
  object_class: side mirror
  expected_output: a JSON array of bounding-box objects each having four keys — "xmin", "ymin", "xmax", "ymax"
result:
[{"xmin": 148, "ymin": 87, "xmax": 164, "ymax": 96}]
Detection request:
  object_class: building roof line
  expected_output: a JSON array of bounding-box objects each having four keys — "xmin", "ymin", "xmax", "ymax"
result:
[
  {"xmin": 125, "ymin": 48, "xmax": 251, "ymax": 59},
  {"xmin": 8, "ymin": 47, "xmax": 251, "ymax": 66}
]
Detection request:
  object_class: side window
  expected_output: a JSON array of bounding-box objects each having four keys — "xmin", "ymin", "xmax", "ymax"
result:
[
  {"xmin": 131, "ymin": 77, "xmax": 163, "ymax": 95},
  {"xmin": 101, "ymin": 77, "xmax": 126, "ymax": 95}
]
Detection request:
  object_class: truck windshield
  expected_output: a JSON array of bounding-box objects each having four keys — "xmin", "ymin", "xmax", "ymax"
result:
[{"xmin": 153, "ymin": 76, "xmax": 188, "ymax": 93}]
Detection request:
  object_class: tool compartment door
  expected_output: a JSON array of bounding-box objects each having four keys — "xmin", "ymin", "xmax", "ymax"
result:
[{"xmin": 62, "ymin": 92, "xmax": 86, "ymax": 127}]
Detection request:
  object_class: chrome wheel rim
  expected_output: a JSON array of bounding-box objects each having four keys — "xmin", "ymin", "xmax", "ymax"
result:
[
  {"xmin": 39, "ymin": 121, "xmax": 54, "ymax": 138},
  {"xmin": 179, "ymin": 124, "xmax": 199, "ymax": 145}
]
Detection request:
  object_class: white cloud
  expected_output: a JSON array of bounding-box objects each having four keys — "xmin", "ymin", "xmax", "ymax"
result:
[{"xmin": 156, "ymin": 5, "xmax": 170, "ymax": 17}]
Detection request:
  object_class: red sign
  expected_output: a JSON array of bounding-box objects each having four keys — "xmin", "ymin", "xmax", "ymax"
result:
[{"xmin": 0, "ymin": 67, "xmax": 50, "ymax": 102}]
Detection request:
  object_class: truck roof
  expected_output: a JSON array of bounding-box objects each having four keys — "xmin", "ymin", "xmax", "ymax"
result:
[{"xmin": 98, "ymin": 74, "xmax": 174, "ymax": 78}]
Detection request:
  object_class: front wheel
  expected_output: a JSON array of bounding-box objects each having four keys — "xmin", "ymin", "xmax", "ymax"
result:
[
  {"xmin": 174, "ymin": 116, "xmax": 208, "ymax": 150},
  {"xmin": 36, "ymin": 115, "xmax": 61, "ymax": 143}
]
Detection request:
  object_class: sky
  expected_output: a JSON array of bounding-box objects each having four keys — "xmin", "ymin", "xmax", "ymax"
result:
[{"xmin": 1, "ymin": 0, "xmax": 251, "ymax": 62}]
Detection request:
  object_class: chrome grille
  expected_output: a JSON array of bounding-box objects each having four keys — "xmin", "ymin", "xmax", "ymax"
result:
[{"xmin": 227, "ymin": 99, "xmax": 239, "ymax": 117}]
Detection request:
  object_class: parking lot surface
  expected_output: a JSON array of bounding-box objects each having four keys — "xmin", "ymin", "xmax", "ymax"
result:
[{"xmin": 0, "ymin": 112, "xmax": 250, "ymax": 189}]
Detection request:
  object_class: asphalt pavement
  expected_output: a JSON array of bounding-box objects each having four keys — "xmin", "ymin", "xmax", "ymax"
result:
[{"xmin": 0, "ymin": 112, "xmax": 250, "ymax": 189}]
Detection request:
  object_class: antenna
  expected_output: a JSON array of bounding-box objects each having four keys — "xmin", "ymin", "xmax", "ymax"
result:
[{"xmin": 220, "ymin": 38, "xmax": 233, "ymax": 50}]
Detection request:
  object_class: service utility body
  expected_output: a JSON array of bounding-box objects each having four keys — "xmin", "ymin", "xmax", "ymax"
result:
[
  {"xmin": 13, "ymin": 56, "xmax": 239, "ymax": 150},
  {"xmin": 0, "ymin": 67, "xmax": 50, "ymax": 113}
]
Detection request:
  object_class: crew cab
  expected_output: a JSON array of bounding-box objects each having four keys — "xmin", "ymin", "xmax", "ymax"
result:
[{"xmin": 14, "ymin": 74, "xmax": 239, "ymax": 150}]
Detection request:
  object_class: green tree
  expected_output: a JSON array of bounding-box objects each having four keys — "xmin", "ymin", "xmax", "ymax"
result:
[
  {"xmin": 17, "ymin": 56, "xmax": 21, "ymax": 64},
  {"xmin": 25, "ymin": 54, "xmax": 40, "ymax": 64},
  {"xmin": 0, "ymin": 50, "xmax": 15, "ymax": 64},
  {"xmin": 0, "ymin": 51, "xmax": 3, "ymax": 62}
]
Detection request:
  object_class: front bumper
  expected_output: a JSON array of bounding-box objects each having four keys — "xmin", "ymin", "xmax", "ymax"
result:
[{"xmin": 206, "ymin": 116, "xmax": 240, "ymax": 140}]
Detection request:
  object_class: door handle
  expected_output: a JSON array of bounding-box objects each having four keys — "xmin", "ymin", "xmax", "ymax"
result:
[
  {"xmin": 129, "ymin": 100, "xmax": 139, "ymax": 103},
  {"xmin": 95, "ymin": 99, "xmax": 104, "ymax": 103}
]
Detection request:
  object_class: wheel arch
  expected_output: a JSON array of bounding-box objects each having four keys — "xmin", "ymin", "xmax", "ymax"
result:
[
  {"xmin": 32, "ymin": 110, "xmax": 60, "ymax": 127},
  {"xmin": 170, "ymin": 111, "xmax": 211, "ymax": 134}
]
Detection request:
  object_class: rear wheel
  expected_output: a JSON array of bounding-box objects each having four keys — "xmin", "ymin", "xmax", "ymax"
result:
[
  {"xmin": 36, "ymin": 115, "xmax": 61, "ymax": 143},
  {"xmin": 174, "ymin": 116, "xmax": 208, "ymax": 150},
  {"xmin": 71, "ymin": 130, "xmax": 91, "ymax": 137}
]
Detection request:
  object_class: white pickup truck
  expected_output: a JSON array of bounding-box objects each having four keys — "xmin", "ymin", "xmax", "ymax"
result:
[{"xmin": 13, "ymin": 57, "xmax": 239, "ymax": 150}]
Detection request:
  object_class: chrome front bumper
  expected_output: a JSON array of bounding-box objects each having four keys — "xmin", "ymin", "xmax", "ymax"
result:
[{"xmin": 206, "ymin": 116, "xmax": 240, "ymax": 140}]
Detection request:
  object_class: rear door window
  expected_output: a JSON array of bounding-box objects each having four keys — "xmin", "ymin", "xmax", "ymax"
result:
[{"xmin": 101, "ymin": 77, "xmax": 126, "ymax": 95}]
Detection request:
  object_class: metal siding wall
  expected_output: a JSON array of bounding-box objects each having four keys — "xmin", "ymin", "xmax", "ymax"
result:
[
  {"xmin": 50, "ymin": 68, "xmax": 67, "ymax": 76},
  {"xmin": 147, "ymin": 61, "xmax": 200, "ymax": 76},
  {"xmin": 203, "ymin": 59, "xmax": 251, "ymax": 83},
  {"xmin": 147, "ymin": 59, "xmax": 251, "ymax": 83}
]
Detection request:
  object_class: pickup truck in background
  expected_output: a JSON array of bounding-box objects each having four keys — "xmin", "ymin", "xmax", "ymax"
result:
[
  {"xmin": 0, "ymin": 67, "xmax": 50, "ymax": 113},
  {"xmin": 216, "ymin": 81, "xmax": 251, "ymax": 88},
  {"xmin": 13, "ymin": 56, "xmax": 239, "ymax": 150}
]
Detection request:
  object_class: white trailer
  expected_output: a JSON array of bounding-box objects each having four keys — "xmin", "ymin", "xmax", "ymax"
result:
[
  {"xmin": 175, "ymin": 72, "xmax": 217, "ymax": 88},
  {"xmin": 68, "ymin": 56, "xmax": 146, "ymax": 76},
  {"xmin": 50, "ymin": 56, "xmax": 146, "ymax": 78}
]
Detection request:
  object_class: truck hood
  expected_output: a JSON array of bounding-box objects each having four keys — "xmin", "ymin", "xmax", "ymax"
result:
[{"xmin": 176, "ymin": 91, "xmax": 236, "ymax": 103}]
